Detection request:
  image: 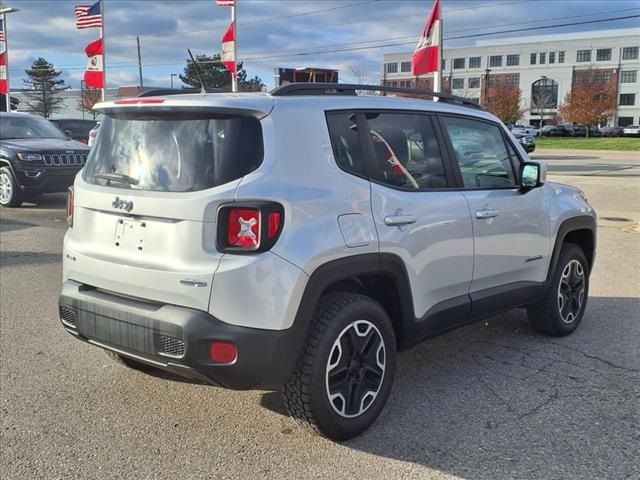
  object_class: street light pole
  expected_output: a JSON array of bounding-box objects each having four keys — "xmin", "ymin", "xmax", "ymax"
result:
[
  {"xmin": 483, "ymin": 68, "xmax": 491, "ymax": 107},
  {"xmin": 170, "ymin": 73, "xmax": 177, "ymax": 89},
  {"xmin": 0, "ymin": 6, "xmax": 20, "ymax": 113}
]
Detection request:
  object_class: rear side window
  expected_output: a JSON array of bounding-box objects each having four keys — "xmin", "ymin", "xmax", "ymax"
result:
[
  {"xmin": 440, "ymin": 116, "xmax": 517, "ymax": 188},
  {"xmin": 326, "ymin": 112, "xmax": 367, "ymax": 177},
  {"xmin": 84, "ymin": 112, "xmax": 263, "ymax": 192}
]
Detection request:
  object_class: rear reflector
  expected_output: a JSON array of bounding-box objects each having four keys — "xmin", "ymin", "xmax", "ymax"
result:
[
  {"xmin": 210, "ymin": 342, "xmax": 237, "ymax": 364},
  {"xmin": 267, "ymin": 212, "xmax": 282, "ymax": 239}
]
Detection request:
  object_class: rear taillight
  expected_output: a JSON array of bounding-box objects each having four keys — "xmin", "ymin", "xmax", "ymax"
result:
[
  {"xmin": 217, "ymin": 203, "xmax": 284, "ymax": 253},
  {"xmin": 66, "ymin": 187, "xmax": 74, "ymax": 227}
]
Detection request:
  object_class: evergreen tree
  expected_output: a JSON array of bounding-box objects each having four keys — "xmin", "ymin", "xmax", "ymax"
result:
[
  {"xmin": 179, "ymin": 54, "xmax": 264, "ymax": 92},
  {"xmin": 22, "ymin": 58, "xmax": 67, "ymax": 118}
]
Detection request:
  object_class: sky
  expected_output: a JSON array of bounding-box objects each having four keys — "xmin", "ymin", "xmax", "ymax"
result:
[{"xmin": 2, "ymin": 0, "xmax": 640, "ymax": 90}]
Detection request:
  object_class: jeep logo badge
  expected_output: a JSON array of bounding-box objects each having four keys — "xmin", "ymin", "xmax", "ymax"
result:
[{"xmin": 112, "ymin": 196, "xmax": 134, "ymax": 212}]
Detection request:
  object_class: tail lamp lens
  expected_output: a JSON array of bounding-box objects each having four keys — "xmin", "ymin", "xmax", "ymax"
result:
[
  {"xmin": 66, "ymin": 187, "xmax": 74, "ymax": 227},
  {"xmin": 227, "ymin": 208, "xmax": 260, "ymax": 248},
  {"xmin": 217, "ymin": 203, "xmax": 284, "ymax": 253}
]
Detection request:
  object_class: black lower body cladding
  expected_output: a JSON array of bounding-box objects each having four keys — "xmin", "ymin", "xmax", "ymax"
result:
[{"xmin": 58, "ymin": 280, "xmax": 305, "ymax": 390}]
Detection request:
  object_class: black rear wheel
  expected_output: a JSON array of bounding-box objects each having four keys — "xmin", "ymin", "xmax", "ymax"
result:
[{"xmin": 282, "ymin": 292, "xmax": 396, "ymax": 440}]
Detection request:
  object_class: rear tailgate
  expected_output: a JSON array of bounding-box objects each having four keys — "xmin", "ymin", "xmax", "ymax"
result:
[{"xmin": 64, "ymin": 97, "xmax": 272, "ymax": 312}]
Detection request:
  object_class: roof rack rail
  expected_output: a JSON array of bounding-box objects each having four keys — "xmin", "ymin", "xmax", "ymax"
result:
[
  {"xmin": 137, "ymin": 87, "xmax": 221, "ymax": 97},
  {"xmin": 269, "ymin": 83, "xmax": 483, "ymax": 110}
]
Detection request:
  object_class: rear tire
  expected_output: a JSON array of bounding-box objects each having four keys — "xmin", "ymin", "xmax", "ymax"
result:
[
  {"xmin": 528, "ymin": 243, "xmax": 589, "ymax": 336},
  {"xmin": 0, "ymin": 167, "xmax": 23, "ymax": 208},
  {"xmin": 282, "ymin": 292, "xmax": 396, "ymax": 440}
]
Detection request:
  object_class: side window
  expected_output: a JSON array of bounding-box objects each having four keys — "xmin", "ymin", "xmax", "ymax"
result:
[
  {"xmin": 366, "ymin": 112, "xmax": 448, "ymax": 190},
  {"xmin": 440, "ymin": 116, "xmax": 517, "ymax": 188},
  {"xmin": 326, "ymin": 112, "xmax": 366, "ymax": 177}
]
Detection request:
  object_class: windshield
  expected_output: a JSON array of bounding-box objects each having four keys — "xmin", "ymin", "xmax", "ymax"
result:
[
  {"xmin": 83, "ymin": 112, "xmax": 263, "ymax": 192},
  {"xmin": 0, "ymin": 115, "xmax": 68, "ymax": 140}
]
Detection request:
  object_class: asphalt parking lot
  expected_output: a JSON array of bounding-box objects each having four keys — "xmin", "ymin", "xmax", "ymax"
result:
[{"xmin": 1, "ymin": 149, "xmax": 639, "ymax": 480}]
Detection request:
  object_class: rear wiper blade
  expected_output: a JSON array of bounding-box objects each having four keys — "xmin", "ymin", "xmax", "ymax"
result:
[{"xmin": 94, "ymin": 172, "xmax": 139, "ymax": 185}]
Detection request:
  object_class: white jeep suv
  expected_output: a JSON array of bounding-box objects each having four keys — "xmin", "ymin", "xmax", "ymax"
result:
[{"xmin": 59, "ymin": 84, "xmax": 596, "ymax": 440}]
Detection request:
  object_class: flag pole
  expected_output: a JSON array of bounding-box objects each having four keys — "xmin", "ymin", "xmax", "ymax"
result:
[
  {"xmin": 100, "ymin": 0, "xmax": 106, "ymax": 101},
  {"xmin": 433, "ymin": 16, "xmax": 442, "ymax": 98},
  {"xmin": 2, "ymin": 12, "xmax": 10, "ymax": 112},
  {"xmin": 231, "ymin": 1, "xmax": 237, "ymax": 93}
]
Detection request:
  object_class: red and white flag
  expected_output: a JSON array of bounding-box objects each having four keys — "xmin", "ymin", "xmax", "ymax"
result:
[
  {"xmin": 411, "ymin": 0, "xmax": 441, "ymax": 76},
  {"xmin": 221, "ymin": 21, "xmax": 236, "ymax": 78},
  {"xmin": 84, "ymin": 38, "xmax": 104, "ymax": 88},
  {"xmin": 0, "ymin": 51, "xmax": 7, "ymax": 94},
  {"xmin": 216, "ymin": 0, "xmax": 235, "ymax": 6}
]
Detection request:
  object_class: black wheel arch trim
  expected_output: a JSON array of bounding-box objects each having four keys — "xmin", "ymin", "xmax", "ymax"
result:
[{"xmin": 545, "ymin": 215, "xmax": 596, "ymax": 290}]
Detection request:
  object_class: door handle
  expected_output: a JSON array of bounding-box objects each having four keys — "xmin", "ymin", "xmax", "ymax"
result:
[
  {"xmin": 475, "ymin": 209, "xmax": 499, "ymax": 219},
  {"xmin": 384, "ymin": 214, "xmax": 417, "ymax": 226}
]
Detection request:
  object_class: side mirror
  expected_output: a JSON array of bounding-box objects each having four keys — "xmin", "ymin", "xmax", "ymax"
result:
[
  {"xmin": 64, "ymin": 129, "xmax": 73, "ymax": 139},
  {"xmin": 520, "ymin": 162, "xmax": 544, "ymax": 191}
]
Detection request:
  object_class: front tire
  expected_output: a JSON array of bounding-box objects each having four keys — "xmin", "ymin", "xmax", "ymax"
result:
[
  {"xmin": 282, "ymin": 292, "xmax": 396, "ymax": 440},
  {"xmin": 0, "ymin": 167, "xmax": 23, "ymax": 207},
  {"xmin": 528, "ymin": 243, "xmax": 590, "ymax": 336}
]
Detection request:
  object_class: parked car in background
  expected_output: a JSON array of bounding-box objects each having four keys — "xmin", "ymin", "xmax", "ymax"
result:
[
  {"xmin": 512, "ymin": 132, "xmax": 536, "ymax": 153},
  {"xmin": 550, "ymin": 125, "xmax": 571, "ymax": 137},
  {"xmin": 0, "ymin": 112, "xmax": 90, "ymax": 207},
  {"xmin": 87, "ymin": 121, "xmax": 101, "ymax": 147},
  {"xmin": 568, "ymin": 125, "xmax": 587, "ymax": 137},
  {"xmin": 600, "ymin": 126, "xmax": 624, "ymax": 137},
  {"xmin": 540, "ymin": 125, "xmax": 555, "ymax": 137},
  {"xmin": 511, "ymin": 125, "xmax": 538, "ymax": 137},
  {"xmin": 623, "ymin": 125, "xmax": 640, "ymax": 137},
  {"xmin": 50, "ymin": 118, "xmax": 97, "ymax": 144}
]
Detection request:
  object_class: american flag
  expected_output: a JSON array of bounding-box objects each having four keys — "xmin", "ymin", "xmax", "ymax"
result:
[
  {"xmin": 75, "ymin": 1, "xmax": 102, "ymax": 29},
  {"xmin": 216, "ymin": 0, "xmax": 235, "ymax": 6},
  {"xmin": 0, "ymin": 19, "xmax": 5, "ymax": 42}
]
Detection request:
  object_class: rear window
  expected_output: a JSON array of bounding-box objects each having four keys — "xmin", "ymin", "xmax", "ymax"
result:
[{"xmin": 83, "ymin": 112, "xmax": 263, "ymax": 192}]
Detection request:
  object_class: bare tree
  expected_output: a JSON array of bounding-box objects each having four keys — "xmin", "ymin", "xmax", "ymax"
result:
[
  {"xmin": 530, "ymin": 89, "xmax": 555, "ymax": 133},
  {"xmin": 78, "ymin": 87, "xmax": 101, "ymax": 120},
  {"xmin": 347, "ymin": 63, "xmax": 376, "ymax": 85}
]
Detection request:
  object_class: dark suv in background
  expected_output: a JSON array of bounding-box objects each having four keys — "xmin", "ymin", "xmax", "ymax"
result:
[
  {"xmin": 0, "ymin": 112, "xmax": 90, "ymax": 207},
  {"xmin": 50, "ymin": 118, "xmax": 97, "ymax": 144}
]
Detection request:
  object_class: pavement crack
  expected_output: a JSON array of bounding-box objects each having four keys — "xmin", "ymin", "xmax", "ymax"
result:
[{"xmin": 548, "ymin": 340, "xmax": 639, "ymax": 373}]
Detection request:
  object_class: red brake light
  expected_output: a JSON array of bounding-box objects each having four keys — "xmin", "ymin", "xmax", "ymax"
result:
[
  {"xmin": 66, "ymin": 187, "xmax": 74, "ymax": 227},
  {"xmin": 227, "ymin": 208, "xmax": 260, "ymax": 248},
  {"xmin": 210, "ymin": 342, "xmax": 237, "ymax": 364}
]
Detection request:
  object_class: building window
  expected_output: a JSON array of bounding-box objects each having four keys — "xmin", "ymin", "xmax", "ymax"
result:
[
  {"xmin": 539, "ymin": 52, "xmax": 546, "ymax": 64},
  {"xmin": 618, "ymin": 117, "xmax": 634, "ymax": 127},
  {"xmin": 549, "ymin": 52, "xmax": 556, "ymax": 64},
  {"xmin": 620, "ymin": 71, "xmax": 637, "ymax": 83},
  {"xmin": 468, "ymin": 77, "xmax": 480, "ymax": 89},
  {"xmin": 453, "ymin": 58, "xmax": 465, "ymax": 69},
  {"xmin": 452, "ymin": 78, "xmax": 465, "ymax": 89},
  {"xmin": 531, "ymin": 77, "xmax": 559, "ymax": 110},
  {"xmin": 593, "ymin": 71, "xmax": 612, "ymax": 84},
  {"xmin": 489, "ymin": 55, "xmax": 502, "ymax": 67},
  {"xmin": 596, "ymin": 48, "xmax": 612, "ymax": 61},
  {"xmin": 558, "ymin": 51, "xmax": 565, "ymax": 63},
  {"xmin": 619, "ymin": 94, "xmax": 636, "ymax": 106},
  {"xmin": 469, "ymin": 57, "xmax": 481, "ymax": 69},
  {"xmin": 530, "ymin": 53, "xmax": 536, "ymax": 65},
  {"xmin": 506, "ymin": 74, "xmax": 519, "ymax": 87},
  {"xmin": 622, "ymin": 47, "xmax": 639, "ymax": 60},
  {"xmin": 386, "ymin": 63, "xmax": 398, "ymax": 73},
  {"xmin": 577, "ymin": 50, "xmax": 592, "ymax": 62},
  {"xmin": 400, "ymin": 62, "xmax": 411, "ymax": 73},
  {"xmin": 506, "ymin": 54, "xmax": 519, "ymax": 66}
]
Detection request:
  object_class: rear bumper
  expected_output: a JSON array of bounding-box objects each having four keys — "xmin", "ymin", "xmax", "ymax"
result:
[{"xmin": 58, "ymin": 280, "xmax": 306, "ymax": 390}]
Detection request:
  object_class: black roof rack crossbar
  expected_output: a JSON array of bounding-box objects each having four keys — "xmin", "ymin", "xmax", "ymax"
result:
[
  {"xmin": 269, "ymin": 83, "xmax": 483, "ymax": 110},
  {"xmin": 137, "ymin": 87, "xmax": 222, "ymax": 97}
]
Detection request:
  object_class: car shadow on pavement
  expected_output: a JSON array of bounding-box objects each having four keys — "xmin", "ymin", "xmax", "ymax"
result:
[
  {"xmin": 261, "ymin": 296, "xmax": 639, "ymax": 480},
  {"xmin": 19, "ymin": 193, "xmax": 68, "ymax": 210},
  {"xmin": 0, "ymin": 218, "xmax": 36, "ymax": 233},
  {"xmin": 0, "ymin": 251, "xmax": 62, "ymax": 266}
]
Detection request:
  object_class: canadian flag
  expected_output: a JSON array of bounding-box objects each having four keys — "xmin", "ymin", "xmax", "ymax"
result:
[
  {"xmin": 411, "ymin": 0, "xmax": 441, "ymax": 76},
  {"xmin": 221, "ymin": 21, "xmax": 236, "ymax": 78},
  {"xmin": 84, "ymin": 38, "xmax": 104, "ymax": 88},
  {"xmin": 0, "ymin": 51, "xmax": 7, "ymax": 95}
]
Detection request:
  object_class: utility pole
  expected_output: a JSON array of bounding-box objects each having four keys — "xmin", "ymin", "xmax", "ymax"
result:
[
  {"xmin": 484, "ymin": 68, "xmax": 491, "ymax": 107},
  {"xmin": 136, "ymin": 36, "xmax": 143, "ymax": 90}
]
